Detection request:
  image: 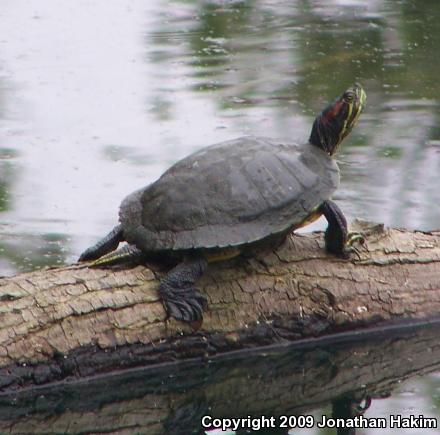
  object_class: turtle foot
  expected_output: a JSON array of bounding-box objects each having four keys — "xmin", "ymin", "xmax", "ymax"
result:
[
  {"xmin": 159, "ymin": 257, "xmax": 208, "ymax": 322},
  {"xmin": 343, "ymin": 231, "xmax": 366, "ymax": 260},
  {"xmin": 347, "ymin": 231, "xmax": 365, "ymax": 247},
  {"xmin": 160, "ymin": 284, "xmax": 207, "ymax": 322}
]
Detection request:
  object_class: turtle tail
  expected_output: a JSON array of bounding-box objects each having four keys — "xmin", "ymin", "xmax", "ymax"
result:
[
  {"xmin": 90, "ymin": 244, "xmax": 144, "ymax": 267},
  {"xmin": 79, "ymin": 225, "xmax": 124, "ymax": 262}
]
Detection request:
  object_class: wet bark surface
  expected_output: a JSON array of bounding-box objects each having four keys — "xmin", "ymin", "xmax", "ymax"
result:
[{"xmin": 0, "ymin": 221, "xmax": 439, "ymax": 390}]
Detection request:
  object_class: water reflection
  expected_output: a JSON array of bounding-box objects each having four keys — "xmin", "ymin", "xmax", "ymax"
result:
[
  {"xmin": 0, "ymin": 232, "xmax": 68, "ymax": 276},
  {"xmin": 0, "ymin": 152, "xmax": 15, "ymax": 213},
  {"xmin": 1, "ymin": 1, "xmax": 440, "ymax": 276},
  {"xmin": 148, "ymin": 0, "xmax": 440, "ymax": 232},
  {"xmin": 1, "ymin": 1, "xmax": 440, "ymax": 430},
  {"xmin": 0, "ymin": 321, "xmax": 439, "ymax": 434}
]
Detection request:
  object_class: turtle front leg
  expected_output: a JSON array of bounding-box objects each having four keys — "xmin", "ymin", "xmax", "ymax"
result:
[
  {"xmin": 319, "ymin": 200, "xmax": 356, "ymax": 258},
  {"xmin": 159, "ymin": 257, "xmax": 208, "ymax": 322}
]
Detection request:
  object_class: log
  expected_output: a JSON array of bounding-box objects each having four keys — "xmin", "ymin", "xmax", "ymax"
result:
[
  {"xmin": 0, "ymin": 220, "xmax": 439, "ymax": 390},
  {"xmin": 0, "ymin": 320, "xmax": 439, "ymax": 434}
]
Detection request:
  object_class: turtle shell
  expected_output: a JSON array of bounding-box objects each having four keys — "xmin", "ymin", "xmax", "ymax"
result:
[{"xmin": 119, "ymin": 136, "xmax": 339, "ymax": 252}]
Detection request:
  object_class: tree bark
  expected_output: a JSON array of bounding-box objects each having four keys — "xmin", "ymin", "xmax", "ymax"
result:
[{"xmin": 0, "ymin": 220, "xmax": 439, "ymax": 389}]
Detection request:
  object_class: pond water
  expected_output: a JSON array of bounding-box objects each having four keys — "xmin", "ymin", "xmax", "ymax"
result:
[{"xmin": 0, "ymin": 0, "xmax": 439, "ymax": 433}]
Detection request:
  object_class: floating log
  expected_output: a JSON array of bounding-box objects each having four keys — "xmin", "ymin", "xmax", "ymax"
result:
[
  {"xmin": 0, "ymin": 220, "xmax": 439, "ymax": 390},
  {"xmin": 0, "ymin": 320, "xmax": 439, "ymax": 434}
]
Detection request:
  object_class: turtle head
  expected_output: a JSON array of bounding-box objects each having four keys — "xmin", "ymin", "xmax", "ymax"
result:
[{"xmin": 309, "ymin": 84, "xmax": 366, "ymax": 156}]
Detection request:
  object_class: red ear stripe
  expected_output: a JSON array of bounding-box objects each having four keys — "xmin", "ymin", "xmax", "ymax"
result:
[{"xmin": 323, "ymin": 100, "xmax": 343, "ymax": 122}]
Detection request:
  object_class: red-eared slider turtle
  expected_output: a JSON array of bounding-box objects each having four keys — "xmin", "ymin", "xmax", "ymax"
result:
[{"xmin": 79, "ymin": 84, "xmax": 366, "ymax": 322}]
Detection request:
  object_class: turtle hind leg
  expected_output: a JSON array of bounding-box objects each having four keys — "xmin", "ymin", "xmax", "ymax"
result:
[
  {"xmin": 78, "ymin": 224, "xmax": 124, "ymax": 262},
  {"xmin": 159, "ymin": 257, "xmax": 208, "ymax": 322},
  {"xmin": 90, "ymin": 244, "xmax": 144, "ymax": 267},
  {"xmin": 319, "ymin": 200, "xmax": 349, "ymax": 258}
]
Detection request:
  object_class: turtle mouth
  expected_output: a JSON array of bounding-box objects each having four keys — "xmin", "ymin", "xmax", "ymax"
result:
[{"xmin": 309, "ymin": 84, "xmax": 366, "ymax": 156}]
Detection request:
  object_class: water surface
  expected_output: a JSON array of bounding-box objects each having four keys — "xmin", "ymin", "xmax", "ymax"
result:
[{"xmin": 0, "ymin": 0, "xmax": 439, "ymax": 433}]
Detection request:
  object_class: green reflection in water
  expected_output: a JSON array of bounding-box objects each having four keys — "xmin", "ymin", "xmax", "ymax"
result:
[
  {"xmin": 377, "ymin": 146, "xmax": 403, "ymax": 158},
  {"xmin": 147, "ymin": 0, "xmax": 440, "ymax": 232},
  {"xmin": 398, "ymin": 0, "xmax": 440, "ymax": 98},
  {"xmin": 0, "ymin": 159, "xmax": 15, "ymax": 213},
  {"xmin": 0, "ymin": 233, "xmax": 68, "ymax": 275},
  {"xmin": 0, "ymin": 0, "xmax": 438, "ymax": 431},
  {"xmin": 0, "ymin": 182, "xmax": 9, "ymax": 213}
]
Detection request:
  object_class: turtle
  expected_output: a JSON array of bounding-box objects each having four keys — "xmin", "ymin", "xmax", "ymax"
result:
[{"xmin": 79, "ymin": 83, "xmax": 366, "ymax": 323}]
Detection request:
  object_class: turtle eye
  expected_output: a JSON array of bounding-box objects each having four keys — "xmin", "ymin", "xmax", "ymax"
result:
[{"xmin": 343, "ymin": 91, "xmax": 354, "ymax": 102}]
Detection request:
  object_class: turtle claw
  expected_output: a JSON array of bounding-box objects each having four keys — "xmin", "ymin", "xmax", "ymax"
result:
[
  {"xmin": 343, "ymin": 232, "xmax": 366, "ymax": 260},
  {"xmin": 161, "ymin": 285, "xmax": 207, "ymax": 322},
  {"xmin": 159, "ymin": 257, "xmax": 208, "ymax": 323},
  {"xmin": 344, "ymin": 245, "xmax": 362, "ymax": 260},
  {"xmin": 347, "ymin": 232, "xmax": 365, "ymax": 247}
]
